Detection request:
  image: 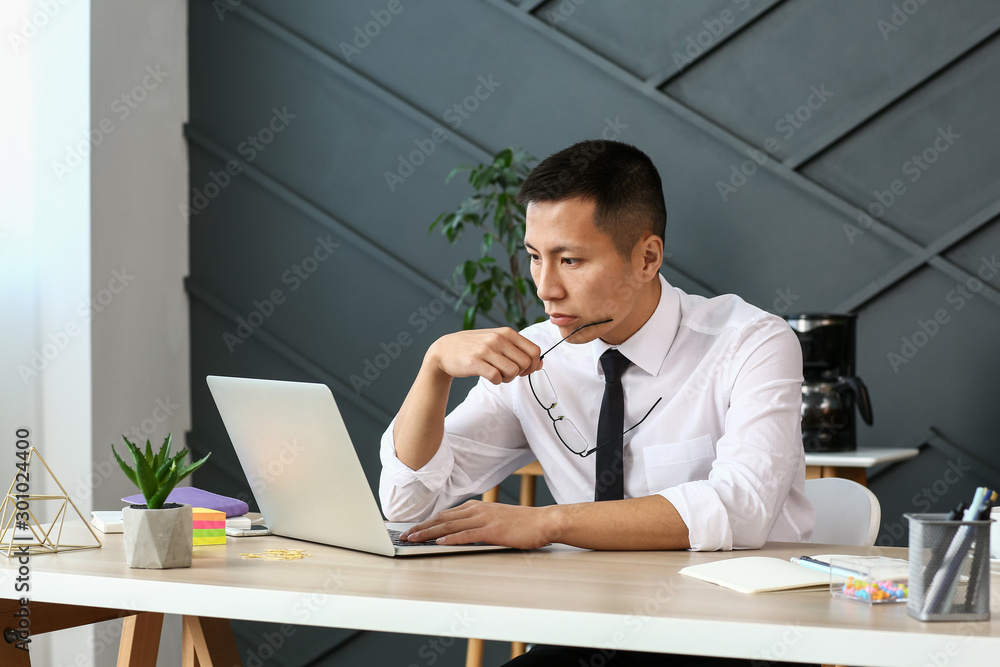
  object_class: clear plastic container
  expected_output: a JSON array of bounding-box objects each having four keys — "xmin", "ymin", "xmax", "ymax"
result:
[{"xmin": 829, "ymin": 556, "xmax": 908, "ymax": 605}]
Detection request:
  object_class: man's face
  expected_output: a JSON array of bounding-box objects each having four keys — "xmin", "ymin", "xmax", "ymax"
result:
[{"xmin": 524, "ymin": 197, "xmax": 651, "ymax": 346}]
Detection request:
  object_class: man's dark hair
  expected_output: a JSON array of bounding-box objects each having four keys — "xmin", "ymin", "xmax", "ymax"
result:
[{"xmin": 515, "ymin": 140, "xmax": 667, "ymax": 257}]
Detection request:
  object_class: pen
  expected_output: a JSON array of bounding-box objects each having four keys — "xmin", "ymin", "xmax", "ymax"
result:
[
  {"xmin": 945, "ymin": 502, "xmax": 965, "ymax": 521},
  {"xmin": 791, "ymin": 556, "xmax": 863, "ymax": 579}
]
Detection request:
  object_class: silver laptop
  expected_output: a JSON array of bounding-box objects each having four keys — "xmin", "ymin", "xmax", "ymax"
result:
[{"xmin": 206, "ymin": 375, "xmax": 507, "ymax": 557}]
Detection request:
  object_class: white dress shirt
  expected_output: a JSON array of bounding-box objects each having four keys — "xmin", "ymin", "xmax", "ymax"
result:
[{"xmin": 379, "ymin": 275, "xmax": 814, "ymax": 550}]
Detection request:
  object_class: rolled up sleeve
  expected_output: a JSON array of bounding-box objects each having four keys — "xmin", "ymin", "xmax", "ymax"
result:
[
  {"xmin": 659, "ymin": 317, "xmax": 804, "ymax": 551},
  {"xmin": 378, "ymin": 378, "xmax": 536, "ymax": 522}
]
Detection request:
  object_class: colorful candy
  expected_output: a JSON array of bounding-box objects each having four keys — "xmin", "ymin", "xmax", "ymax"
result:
[{"xmin": 841, "ymin": 576, "xmax": 907, "ymax": 603}]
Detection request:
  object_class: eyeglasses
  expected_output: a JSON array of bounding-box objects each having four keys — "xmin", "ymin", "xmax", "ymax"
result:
[{"xmin": 528, "ymin": 320, "xmax": 662, "ymax": 458}]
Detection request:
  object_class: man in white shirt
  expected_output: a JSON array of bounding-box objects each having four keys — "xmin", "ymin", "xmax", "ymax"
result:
[{"xmin": 380, "ymin": 140, "xmax": 814, "ymax": 665}]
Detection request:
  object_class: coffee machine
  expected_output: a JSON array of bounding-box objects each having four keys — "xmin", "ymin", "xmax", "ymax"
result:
[{"xmin": 784, "ymin": 314, "xmax": 873, "ymax": 452}]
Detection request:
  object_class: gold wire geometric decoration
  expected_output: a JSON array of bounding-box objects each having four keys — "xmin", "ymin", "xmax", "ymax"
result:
[{"xmin": 0, "ymin": 447, "xmax": 102, "ymax": 556}]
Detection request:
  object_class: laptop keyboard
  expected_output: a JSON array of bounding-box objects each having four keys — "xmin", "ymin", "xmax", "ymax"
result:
[{"xmin": 388, "ymin": 529, "xmax": 443, "ymax": 547}]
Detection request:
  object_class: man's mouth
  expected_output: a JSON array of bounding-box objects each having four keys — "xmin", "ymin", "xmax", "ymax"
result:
[{"xmin": 547, "ymin": 313, "xmax": 577, "ymax": 327}]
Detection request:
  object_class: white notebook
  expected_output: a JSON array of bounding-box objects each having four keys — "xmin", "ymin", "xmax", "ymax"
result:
[{"xmin": 680, "ymin": 556, "xmax": 831, "ymax": 594}]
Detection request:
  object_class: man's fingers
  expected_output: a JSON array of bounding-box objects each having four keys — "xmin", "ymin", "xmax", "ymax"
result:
[
  {"xmin": 436, "ymin": 528, "xmax": 486, "ymax": 545},
  {"xmin": 482, "ymin": 351, "xmax": 526, "ymax": 383},
  {"xmin": 407, "ymin": 518, "xmax": 471, "ymax": 542},
  {"xmin": 508, "ymin": 332, "xmax": 542, "ymax": 364}
]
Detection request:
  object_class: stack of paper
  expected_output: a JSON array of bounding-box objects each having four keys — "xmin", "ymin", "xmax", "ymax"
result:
[{"xmin": 90, "ymin": 511, "xmax": 124, "ymax": 534}]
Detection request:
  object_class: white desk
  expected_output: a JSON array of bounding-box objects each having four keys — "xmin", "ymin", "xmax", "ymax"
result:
[
  {"xmin": 804, "ymin": 447, "xmax": 920, "ymax": 485},
  {"xmin": 2, "ymin": 523, "xmax": 1000, "ymax": 666}
]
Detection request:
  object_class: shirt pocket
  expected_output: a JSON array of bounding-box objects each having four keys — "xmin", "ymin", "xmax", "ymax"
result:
[{"xmin": 642, "ymin": 435, "xmax": 716, "ymax": 493}]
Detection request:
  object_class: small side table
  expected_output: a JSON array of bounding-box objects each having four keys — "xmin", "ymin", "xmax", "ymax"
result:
[{"xmin": 804, "ymin": 447, "xmax": 919, "ymax": 487}]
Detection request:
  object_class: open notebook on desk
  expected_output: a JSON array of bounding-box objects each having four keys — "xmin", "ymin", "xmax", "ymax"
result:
[{"xmin": 681, "ymin": 554, "xmax": 908, "ymax": 594}]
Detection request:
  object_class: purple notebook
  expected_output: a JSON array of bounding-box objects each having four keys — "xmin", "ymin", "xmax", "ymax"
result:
[{"xmin": 121, "ymin": 487, "xmax": 249, "ymax": 517}]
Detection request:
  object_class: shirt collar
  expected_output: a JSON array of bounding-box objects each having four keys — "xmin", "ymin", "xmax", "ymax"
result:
[{"xmin": 591, "ymin": 274, "xmax": 680, "ymax": 377}]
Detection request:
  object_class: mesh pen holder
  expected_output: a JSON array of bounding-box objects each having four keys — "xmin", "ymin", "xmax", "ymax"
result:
[{"xmin": 905, "ymin": 513, "xmax": 991, "ymax": 622}]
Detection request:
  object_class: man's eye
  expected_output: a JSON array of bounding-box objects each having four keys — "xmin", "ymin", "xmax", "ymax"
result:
[
  {"xmin": 527, "ymin": 253, "xmax": 540, "ymax": 262},
  {"xmin": 562, "ymin": 258, "xmax": 579, "ymax": 266}
]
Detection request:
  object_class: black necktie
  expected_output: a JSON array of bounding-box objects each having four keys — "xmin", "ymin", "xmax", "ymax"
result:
[{"xmin": 595, "ymin": 349, "xmax": 630, "ymax": 501}]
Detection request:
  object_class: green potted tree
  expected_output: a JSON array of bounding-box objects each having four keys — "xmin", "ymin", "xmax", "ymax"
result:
[
  {"xmin": 431, "ymin": 147, "xmax": 545, "ymax": 329},
  {"xmin": 112, "ymin": 434, "xmax": 210, "ymax": 569}
]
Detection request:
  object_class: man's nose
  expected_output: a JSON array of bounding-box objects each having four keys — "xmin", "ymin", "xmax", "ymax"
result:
[{"xmin": 534, "ymin": 262, "xmax": 565, "ymax": 301}]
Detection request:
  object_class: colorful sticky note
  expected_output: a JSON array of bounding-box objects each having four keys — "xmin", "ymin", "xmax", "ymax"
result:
[{"xmin": 192, "ymin": 507, "xmax": 226, "ymax": 545}]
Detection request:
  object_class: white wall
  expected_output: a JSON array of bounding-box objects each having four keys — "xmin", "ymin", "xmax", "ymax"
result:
[
  {"xmin": 0, "ymin": 0, "xmax": 188, "ymax": 664},
  {"xmin": 88, "ymin": 1, "xmax": 189, "ymax": 665},
  {"xmin": 1, "ymin": 0, "xmax": 94, "ymax": 663}
]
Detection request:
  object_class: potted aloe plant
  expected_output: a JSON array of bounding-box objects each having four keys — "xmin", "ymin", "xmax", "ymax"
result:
[{"xmin": 112, "ymin": 434, "xmax": 210, "ymax": 569}]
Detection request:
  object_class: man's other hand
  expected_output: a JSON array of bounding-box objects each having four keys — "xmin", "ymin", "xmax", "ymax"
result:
[
  {"xmin": 400, "ymin": 500, "xmax": 556, "ymax": 550},
  {"xmin": 427, "ymin": 328, "xmax": 542, "ymax": 385}
]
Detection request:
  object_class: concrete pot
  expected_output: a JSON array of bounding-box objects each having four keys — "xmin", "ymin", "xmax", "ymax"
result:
[{"xmin": 123, "ymin": 503, "xmax": 193, "ymax": 569}]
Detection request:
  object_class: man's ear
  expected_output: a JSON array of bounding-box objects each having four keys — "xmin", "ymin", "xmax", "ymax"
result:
[{"xmin": 635, "ymin": 233, "xmax": 663, "ymax": 280}]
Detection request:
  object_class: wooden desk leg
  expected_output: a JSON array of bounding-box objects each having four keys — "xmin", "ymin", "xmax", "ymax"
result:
[
  {"xmin": 518, "ymin": 474, "xmax": 536, "ymax": 507},
  {"xmin": 117, "ymin": 613, "xmax": 164, "ymax": 667},
  {"xmin": 805, "ymin": 465, "xmax": 822, "ymax": 480},
  {"xmin": 465, "ymin": 638, "xmax": 485, "ymax": 667},
  {"xmin": 467, "ymin": 487, "xmax": 498, "ymax": 667},
  {"xmin": 182, "ymin": 616, "xmax": 242, "ymax": 667},
  {"xmin": 511, "ymin": 641, "xmax": 527, "ymax": 658}
]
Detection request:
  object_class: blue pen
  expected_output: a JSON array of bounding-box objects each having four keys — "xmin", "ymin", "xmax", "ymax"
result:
[{"xmin": 791, "ymin": 555, "xmax": 863, "ymax": 579}]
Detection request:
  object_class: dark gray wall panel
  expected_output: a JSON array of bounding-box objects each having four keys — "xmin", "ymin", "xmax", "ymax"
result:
[
  {"xmin": 857, "ymin": 267, "xmax": 1000, "ymax": 458},
  {"xmin": 803, "ymin": 37, "xmax": 1000, "ymax": 246},
  {"xmin": 189, "ymin": 3, "xmax": 486, "ymax": 277},
  {"xmin": 664, "ymin": 0, "xmax": 1000, "ymax": 162},
  {"xmin": 533, "ymin": 0, "xmax": 778, "ymax": 81},
  {"xmin": 943, "ymin": 216, "xmax": 1000, "ymax": 277},
  {"xmin": 247, "ymin": 0, "xmax": 910, "ymax": 311}
]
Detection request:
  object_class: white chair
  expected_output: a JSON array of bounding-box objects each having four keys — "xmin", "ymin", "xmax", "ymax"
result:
[{"xmin": 804, "ymin": 477, "xmax": 881, "ymax": 546}]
